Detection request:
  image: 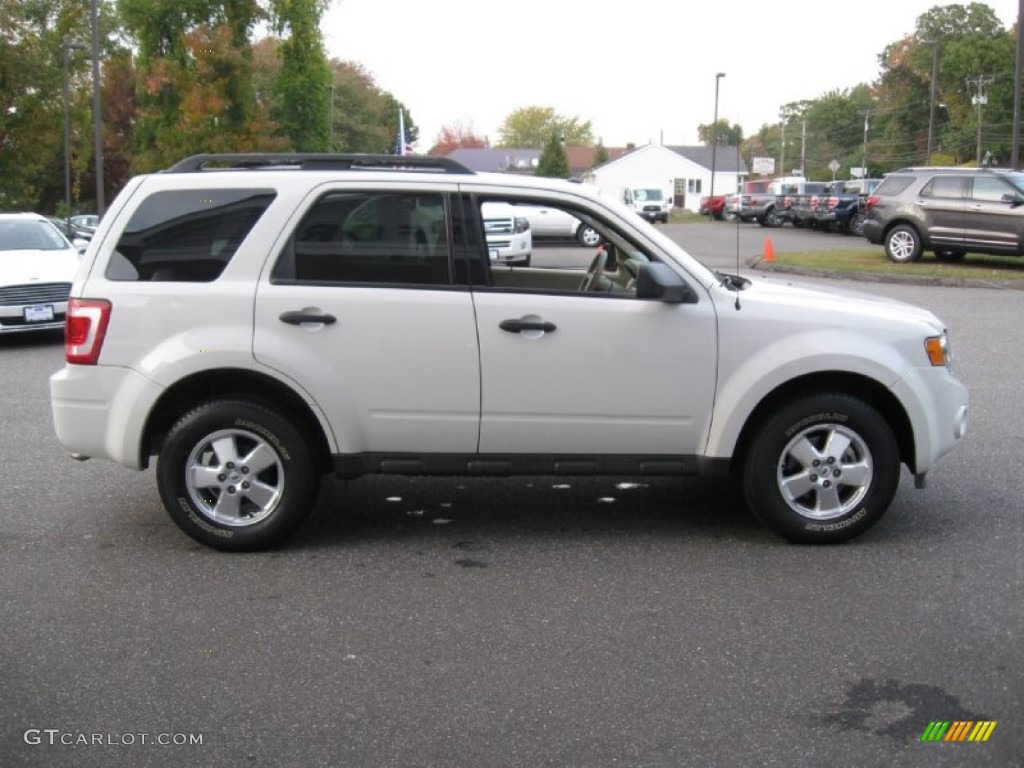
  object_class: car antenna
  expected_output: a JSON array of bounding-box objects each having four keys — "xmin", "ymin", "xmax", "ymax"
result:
[{"xmin": 734, "ymin": 199, "xmax": 742, "ymax": 311}]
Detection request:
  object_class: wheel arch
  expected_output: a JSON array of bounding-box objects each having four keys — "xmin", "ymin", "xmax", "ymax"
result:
[
  {"xmin": 882, "ymin": 217, "xmax": 924, "ymax": 244},
  {"xmin": 141, "ymin": 368, "xmax": 333, "ymax": 473},
  {"xmin": 729, "ymin": 371, "xmax": 915, "ymax": 476}
]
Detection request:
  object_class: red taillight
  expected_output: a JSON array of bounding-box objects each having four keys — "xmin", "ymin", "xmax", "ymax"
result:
[
  {"xmin": 65, "ymin": 298, "xmax": 111, "ymax": 365},
  {"xmin": 865, "ymin": 195, "xmax": 880, "ymax": 213}
]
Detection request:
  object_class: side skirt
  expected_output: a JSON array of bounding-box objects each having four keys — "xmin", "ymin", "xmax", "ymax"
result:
[{"xmin": 332, "ymin": 453, "xmax": 731, "ymax": 480}]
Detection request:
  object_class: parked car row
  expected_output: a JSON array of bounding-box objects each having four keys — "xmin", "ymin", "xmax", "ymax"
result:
[{"xmin": 731, "ymin": 178, "xmax": 883, "ymax": 235}]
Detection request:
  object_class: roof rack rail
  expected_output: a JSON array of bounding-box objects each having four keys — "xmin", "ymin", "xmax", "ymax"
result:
[{"xmin": 164, "ymin": 153, "xmax": 474, "ymax": 174}]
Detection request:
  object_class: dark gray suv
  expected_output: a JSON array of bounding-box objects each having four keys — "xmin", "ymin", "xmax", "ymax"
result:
[{"xmin": 862, "ymin": 167, "xmax": 1024, "ymax": 262}]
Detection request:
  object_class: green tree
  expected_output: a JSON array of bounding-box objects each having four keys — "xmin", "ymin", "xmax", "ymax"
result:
[
  {"xmin": 271, "ymin": 0, "xmax": 331, "ymax": 151},
  {"xmin": 497, "ymin": 106, "xmax": 593, "ymax": 148},
  {"xmin": 593, "ymin": 139, "xmax": 610, "ymax": 165},
  {"xmin": 872, "ymin": 3, "xmax": 1012, "ymax": 167},
  {"xmin": 697, "ymin": 119, "xmax": 743, "ymax": 147},
  {"xmin": 536, "ymin": 132, "xmax": 570, "ymax": 178},
  {"xmin": 0, "ymin": 0, "xmax": 97, "ymax": 211}
]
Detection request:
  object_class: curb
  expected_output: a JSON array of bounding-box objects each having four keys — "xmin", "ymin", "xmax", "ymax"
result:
[{"xmin": 749, "ymin": 258, "xmax": 1024, "ymax": 290}]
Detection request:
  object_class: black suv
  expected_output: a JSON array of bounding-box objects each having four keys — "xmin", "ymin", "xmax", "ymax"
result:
[{"xmin": 862, "ymin": 166, "xmax": 1024, "ymax": 262}]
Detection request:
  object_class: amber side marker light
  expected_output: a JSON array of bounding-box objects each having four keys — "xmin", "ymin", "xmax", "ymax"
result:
[{"xmin": 925, "ymin": 335, "xmax": 950, "ymax": 367}]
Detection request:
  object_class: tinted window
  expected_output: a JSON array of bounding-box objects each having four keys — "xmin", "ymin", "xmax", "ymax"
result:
[
  {"xmin": 273, "ymin": 192, "xmax": 450, "ymax": 286},
  {"xmin": 106, "ymin": 189, "xmax": 275, "ymax": 281},
  {"xmin": 971, "ymin": 176, "xmax": 1013, "ymax": 202},
  {"xmin": 920, "ymin": 176, "xmax": 964, "ymax": 199},
  {"xmin": 873, "ymin": 176, "xmax": 915, "ymax": 196}
]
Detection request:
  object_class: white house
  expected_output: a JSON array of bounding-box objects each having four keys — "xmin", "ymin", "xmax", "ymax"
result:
[{"xmin": 582, "ymin": 144, "xmax": 748, "ymax": 213}]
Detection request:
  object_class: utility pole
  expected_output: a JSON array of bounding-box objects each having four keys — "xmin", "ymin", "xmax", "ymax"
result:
[
  {"xmin": 968, "ymin": 74, "xmax": 994, "ymax": 165},
  {"xmin": 860, "ymin": 110, "xmax": 871, "ymax": 178},
  {"xmin": 780, "ymin": 121, "xmax": 786, "ymax": 178},
  {"xmin": 1014, "ymin": 0, "xmax": 1023, "ymax": 169},
  {"xmin": 800, "ymin": 118, "xmax": 807, "ymax": 177},
  {"xmin": 921, "ymin": 40, "xmax": 940, "ymax": 164}
]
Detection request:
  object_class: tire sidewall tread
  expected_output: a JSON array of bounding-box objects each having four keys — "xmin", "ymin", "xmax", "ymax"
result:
[
  {"xmin": 743, "ymin": 393, "xmax": 900, "ymax": 544},
  {"xmin": 157, "ymin": 399, "xmax": 319, "ymax": 551}
]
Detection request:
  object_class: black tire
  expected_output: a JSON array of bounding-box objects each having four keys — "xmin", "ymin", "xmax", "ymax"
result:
[
  {"xmin": 849, "ymin": 213, "xmax": 866, "ymax": 237},
  {"xmin": 157, "ymin": 399, "xmax": 320, "ymax": 551},
  {"xmin": 935, "ymin": 249, "xmax": 966, "ymax": 262},
  {"xmin": 884, "ymin": 224, "xmax": 922, "ymax": 263},
  {"xmin": 576, "ymin": 225, "xmax": 600, "ymax": 247},
  {"xmin": 762, "ymin": 208, "xmax": 783, "ymax": 228},
  {"xmin": 742, "ymin": 393, "xmax": 900, "ymax": 544}
]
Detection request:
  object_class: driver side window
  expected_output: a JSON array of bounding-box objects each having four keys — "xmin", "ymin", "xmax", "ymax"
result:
[{"xmin": 473, "ymin": 196, "xmax": 648, "ymax": 298}]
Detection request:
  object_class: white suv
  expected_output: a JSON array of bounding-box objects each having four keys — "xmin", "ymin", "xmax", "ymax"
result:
[{"xmin": 50, "ymin": 153, "xmax": 969, "ymax": 551}]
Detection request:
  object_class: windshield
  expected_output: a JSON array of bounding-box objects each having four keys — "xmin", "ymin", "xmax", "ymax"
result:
[
  {"xmin": 0, "ymin": 219, "xmax": 71, "ymax": 252},
  {"xmin": 634, "ymin": 189, "xmax": 663, "ymax": 201},
  {"xmin": 1005, "ymin": 173, "xmax": 1024, "ymax": 194}
]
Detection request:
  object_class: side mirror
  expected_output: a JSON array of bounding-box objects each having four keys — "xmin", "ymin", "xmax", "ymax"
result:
[
  {"xmin": 1002, "ymin": 193, "xmax": 1024, "ymax": 207},
  {"xmin": 636, "ymin": 262, "xmax": 696, "ymax": 303}
]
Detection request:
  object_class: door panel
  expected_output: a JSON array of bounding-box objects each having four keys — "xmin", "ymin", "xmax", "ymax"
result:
[
  {"xmin": 254, "ymin": 186, "xmax": 480, "ymax": 455},
  {"xmin": 472, "ymin": 291, "xmax": 717, "ymax": 455},
  {"xmin": 964, "ymin": 176, "xmax": 1023, "ymax": 252},
  {"xmin": 919, "ymin": 175, "xmax": 966, "ymax": 246}
]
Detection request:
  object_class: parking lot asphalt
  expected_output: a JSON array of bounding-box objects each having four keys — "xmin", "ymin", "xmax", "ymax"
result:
[{"xmin": 1, "ymin": 231, "xmax": 1021, "ymax": 767}]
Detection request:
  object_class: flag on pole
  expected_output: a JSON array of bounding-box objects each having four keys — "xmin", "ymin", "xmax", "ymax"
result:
[{"xmin": 395, "ymin": 109, "xmax": 413, "ymax": 155}]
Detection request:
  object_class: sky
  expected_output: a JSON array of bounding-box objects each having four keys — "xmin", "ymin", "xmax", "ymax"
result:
[{"xmin": 321, "ymin": 0, "xmax": 1022, "ymax": 150}]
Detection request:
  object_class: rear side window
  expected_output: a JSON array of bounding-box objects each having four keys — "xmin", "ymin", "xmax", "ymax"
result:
[
  {"xmin": 272, "ymin": 191, "xmax": 451, "ymax": 286},
  {"xmin": 920, "ymin": 176, "xmax": 964, "ymax": 199},
  {"xmin": 873, "ymin": 176, "xmax": 915, "ymax": 196},
  {"xmin": 106, "ymin": 189, "xmax": 275, "ymax": 281}
]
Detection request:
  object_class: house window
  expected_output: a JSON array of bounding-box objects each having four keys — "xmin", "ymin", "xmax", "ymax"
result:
[{"xmin": 687, "ymin": 179, "xmax": 702, "ymax": 195}]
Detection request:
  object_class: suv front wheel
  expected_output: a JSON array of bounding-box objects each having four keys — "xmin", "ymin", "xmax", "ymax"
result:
[
  {"xmin": 157, "ymin": 399, "xmax": 320, "ymax": 551},
  {"xmin": 884, "ymin": 224, "xmax": 923, "ymax": 263},
  {"xmin": 743, "ymin": 394, "xmax": 900, "ymax": 544}
]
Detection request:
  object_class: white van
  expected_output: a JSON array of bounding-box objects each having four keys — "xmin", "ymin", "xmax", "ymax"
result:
[{"xmin": 622, "ymin": 186, "xmax": 671, "ymax": 223}]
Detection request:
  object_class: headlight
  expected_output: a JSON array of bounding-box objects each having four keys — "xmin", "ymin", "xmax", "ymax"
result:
[
  {"xmin": 514, "ymin": 217, "xmax": 530, "ymax": 234},
  {"xmin": 925, "ymin": 332, "xmax": 952, "ymax": 369}
]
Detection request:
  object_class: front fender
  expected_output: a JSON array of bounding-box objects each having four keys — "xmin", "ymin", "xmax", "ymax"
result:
[{"xmin": 705, "ymin": 330, "xmax": 911, "ymax": 459}]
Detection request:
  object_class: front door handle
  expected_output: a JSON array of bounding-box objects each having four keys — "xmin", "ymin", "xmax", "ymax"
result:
[
  {"xmin": 499, "ymin": 318, "xmax": 556, "ymax": 334},
  {"xmin": 279, "ymin": 310, "xmax": 337, "ymax": 325}
]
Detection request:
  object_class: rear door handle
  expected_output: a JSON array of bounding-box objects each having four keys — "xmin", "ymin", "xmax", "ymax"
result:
[
  {"xmin": 279, "ymin": 310, "xmax": 337, "ymax": 325},
  {"xmin": 499, "ymin": 318, "xmax": 556, "ymax": 334}
]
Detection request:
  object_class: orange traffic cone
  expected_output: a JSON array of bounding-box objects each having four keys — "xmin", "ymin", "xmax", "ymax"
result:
[{"xmin": 763, "ymin": 236, "xmax": 776, "ymax": 263}]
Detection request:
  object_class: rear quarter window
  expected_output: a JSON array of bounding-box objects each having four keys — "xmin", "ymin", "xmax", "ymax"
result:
[
  {"xmin": 873, "ymin": 176, "xmax": 915, "ymax": 196},
  {"xmin": 105, "ymin": 189, "xmax": 276, "ymax": 282}
]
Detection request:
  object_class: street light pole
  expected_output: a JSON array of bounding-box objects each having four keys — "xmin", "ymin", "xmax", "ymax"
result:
[
  {"xmin": 63, "ymin": 41, "xmax": 88, "ymax": 236},
  {"xmin": 709, "ymin": 72, "xmax": 725, "ymax": 219}
]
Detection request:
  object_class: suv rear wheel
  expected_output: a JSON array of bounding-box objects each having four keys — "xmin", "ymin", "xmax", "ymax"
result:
[
  {"xmin": 157, "ymin": 399, "xmax": 320, "ymax": 551},
  {"xmin": 884, "ymin": 224, "xmax": 923, "ymax": 263},
  {"xmin": 743, "ymin": 394, "xmax": 899, "ymax": 544}
]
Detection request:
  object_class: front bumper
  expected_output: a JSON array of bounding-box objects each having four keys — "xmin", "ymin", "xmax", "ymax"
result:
[{"xmin": 891, "ymin": 365, "xmax": 969, "ymax": 475}]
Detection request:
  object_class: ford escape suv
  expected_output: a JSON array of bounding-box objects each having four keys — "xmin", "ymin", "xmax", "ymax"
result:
[{"xmin": 50, "ymin": 153, "xmax": 969, "ymax": 550}]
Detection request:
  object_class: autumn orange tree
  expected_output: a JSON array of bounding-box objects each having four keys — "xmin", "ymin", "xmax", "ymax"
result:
[{"xmin": 428, "ymin": 122, "xmax": 488, "ymax": 155}]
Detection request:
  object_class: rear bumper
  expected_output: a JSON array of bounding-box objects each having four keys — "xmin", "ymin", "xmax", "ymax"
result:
[
  {"xmin": 862, "ymin": 220, "xmax": 884, "ymax": 244},
  {"xmin": 50, "ymin": 364, "xmax": 164, "ymax": 469}
]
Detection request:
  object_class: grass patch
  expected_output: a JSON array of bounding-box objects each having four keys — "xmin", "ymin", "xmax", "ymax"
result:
[
  {"xmin": 773, "ymin": 249, "xmax": 1024, "ymax": 281},
  {"xmin": 669, "ymin": 211, "xmax": 711, "ymax": 224}
]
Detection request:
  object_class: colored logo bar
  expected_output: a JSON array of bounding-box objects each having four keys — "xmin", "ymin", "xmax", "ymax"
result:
[{"xmin": 921, "ymin": 721, "xmax": 997, "ymax": 742}]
